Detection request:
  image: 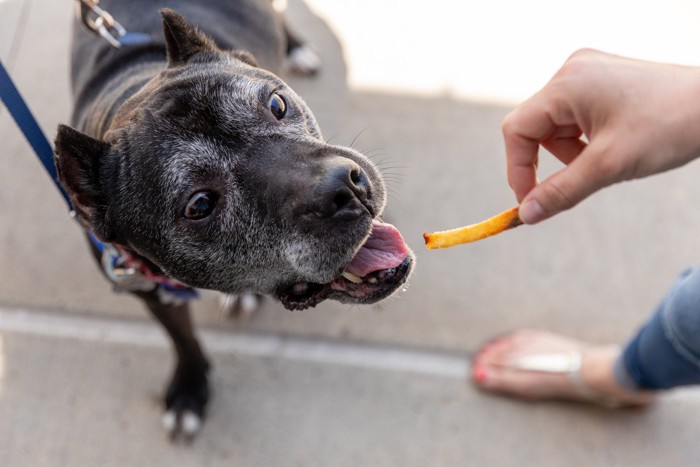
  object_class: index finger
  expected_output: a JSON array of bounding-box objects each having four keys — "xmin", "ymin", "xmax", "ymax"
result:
[{"xmin": 501, "ymin": 90, "xmax": 575, "ymax": 202}]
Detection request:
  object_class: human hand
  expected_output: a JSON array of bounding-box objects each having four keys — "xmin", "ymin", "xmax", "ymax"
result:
[{"xmin": 502, "ymin": 49, "xmax": 700, "ymax": 224}]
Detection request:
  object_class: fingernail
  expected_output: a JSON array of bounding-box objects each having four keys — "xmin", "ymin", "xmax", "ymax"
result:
[
  {"xmin": 472, "ymin": 365, "xmax": 489, "ymax": 384},
  {"xmin": 519, "ymin": 199, "xmax": 547, "ymax": 224}
]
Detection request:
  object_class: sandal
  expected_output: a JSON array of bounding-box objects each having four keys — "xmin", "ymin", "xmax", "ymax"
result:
[
  {"xmin": 512, "ymin": 349, "xmax": 631, "ymax": 408},
  {"xmin": 472, "ymin": 330, "xmax": 654, "ymax": 408}
]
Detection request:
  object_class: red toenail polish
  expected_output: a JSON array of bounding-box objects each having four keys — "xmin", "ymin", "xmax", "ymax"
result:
[{"xmin": 473, "ymin": 366, "xmax": 488, "ymax": 383}]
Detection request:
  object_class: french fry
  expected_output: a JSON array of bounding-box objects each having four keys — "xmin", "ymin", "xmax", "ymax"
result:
[{"xmin": 423, "ymin": 206, "xmax": 523, "ymax": 249}]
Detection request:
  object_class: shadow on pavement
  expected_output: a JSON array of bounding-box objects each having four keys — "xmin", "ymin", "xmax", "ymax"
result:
[{"xmin": 3, "ymin": 1, "xmax": 700, "ymax": 465}]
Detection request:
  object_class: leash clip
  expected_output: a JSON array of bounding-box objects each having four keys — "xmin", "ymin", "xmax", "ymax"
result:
[
  {"xmin": 101, "ymin": 244, "xmax": 156, "ymax": 292},
  {"xmin": 77, "ymin": 0, "xmax": 126, "ymax": 48}
]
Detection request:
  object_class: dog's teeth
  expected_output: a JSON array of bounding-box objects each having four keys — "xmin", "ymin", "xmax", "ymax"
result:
[
  {"xmin": 368, "ymin": 277, "xmax": 378, "ymax": 284},
  {"xmin": 341, "ymin": 271, "xmax": 363, "ymax": 284}
]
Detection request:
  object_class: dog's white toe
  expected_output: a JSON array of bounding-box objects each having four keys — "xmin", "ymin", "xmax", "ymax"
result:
[
  {"xmin": 181, "ymin": 410, "xmax": 202, "ymax": 437},
  {"xmin": 220, "ymin": 292, "xmax": 261, "ymax": 320},
  {"xmin": 162, "ymin": 410, "xmax": 178, "ymax": 434},
  {"xmin": 239, "ymin": 293, "xmax": 260, "ymax": 316}
]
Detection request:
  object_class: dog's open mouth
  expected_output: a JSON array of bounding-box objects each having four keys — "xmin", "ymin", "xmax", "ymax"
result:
[{"xmin": 277, "ymin": 220, "xmax": 413, "ymax": 310}]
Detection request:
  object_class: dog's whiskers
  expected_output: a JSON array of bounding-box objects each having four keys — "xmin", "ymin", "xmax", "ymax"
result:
[
  {"xmin": 375, "ymin": 165, "xmax": 408, "ymax": 172},
  {"xmin": 379, "ymin": 172, "xmax": 406, "ymax": 178},
  {"xmin": 325, "ymin": 133, "xmax": 339, "ymax": 145},
  {"xmin": 349, "ymin": 125, "xmax": 376, "ymax": 149},
  {"xmin": 385, "ymin": 190, "xmax": 406, "ymax": 203},
  {"xmin": 359, "ymin": 146, "xmax": 384, "ymax": 156}
]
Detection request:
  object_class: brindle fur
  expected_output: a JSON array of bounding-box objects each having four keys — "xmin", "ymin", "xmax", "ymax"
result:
[{"xmin": 54, "ymin": 1, "xmax": 413, "ymax": 438}]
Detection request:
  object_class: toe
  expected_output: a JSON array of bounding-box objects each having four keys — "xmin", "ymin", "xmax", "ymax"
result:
[
  {"xmin": 181, "ymin": 410, "xmax": 203, "ymax": 438},
  {"xmin": 162, "ymin": 410, "xmax": 178, "ymax": 434}
]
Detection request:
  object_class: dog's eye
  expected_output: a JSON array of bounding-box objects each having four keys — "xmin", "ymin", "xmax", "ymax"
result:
[
  {"xmin": 184, "ymin": 191, "xmax": 218, "ymax": 220},
  {"xmin": 268, "ymin": 93, "xmax": 287, "ymax": 120}
]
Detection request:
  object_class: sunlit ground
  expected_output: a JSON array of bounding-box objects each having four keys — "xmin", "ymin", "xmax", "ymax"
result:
[
  {"xmin": 0, "ymin": 336, "xmax": 4, "ymax": 396},
  {"xmin": 305, "ymin": 0, "xmax": 700, "ymax": 105},
  {"xmin": 0, "ymin": 1, "xmax": 697, "ymax": 380}
]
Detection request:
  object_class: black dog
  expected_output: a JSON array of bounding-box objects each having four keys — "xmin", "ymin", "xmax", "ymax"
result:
[{"xmin": 54, "ymin": 0, "xmax": 414, "ymax": 438}]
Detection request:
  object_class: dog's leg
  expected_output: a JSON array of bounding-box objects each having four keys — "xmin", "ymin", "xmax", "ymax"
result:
[
  {"xmin": 271, "ymin": 0, "xmax": 320, "ymax": 74},
  {"xmin": 282, "ymin": 20, "xmax": 321, "ymax": 75},
  {"xmin": 136, "ymin": 293, "xmax": 210, "ymax": 441}
]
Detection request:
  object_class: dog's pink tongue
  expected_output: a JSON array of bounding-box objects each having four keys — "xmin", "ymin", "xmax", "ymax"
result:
[{"xmin": 345, "ymin": 221, "xmax": 408, "ymax": 277}]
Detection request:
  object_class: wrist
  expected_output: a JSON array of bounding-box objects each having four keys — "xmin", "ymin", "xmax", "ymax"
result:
[{"xmin": 677, "ymin": 66, "xmax": 700, "ymax": 165}]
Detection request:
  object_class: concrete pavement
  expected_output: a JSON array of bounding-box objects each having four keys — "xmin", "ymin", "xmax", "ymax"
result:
[
  {"xmin": 3, "ymin": 306, "xmax": 700, "ymax": 467},
  {"xmin": 3, "ymin": 0, "xmax": 700, "ymax": 465}
]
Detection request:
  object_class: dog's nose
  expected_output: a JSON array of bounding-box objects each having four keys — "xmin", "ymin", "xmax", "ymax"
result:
[{"xmin": 312, "ymin": 158, "xmax": 370, "ymax": 219}]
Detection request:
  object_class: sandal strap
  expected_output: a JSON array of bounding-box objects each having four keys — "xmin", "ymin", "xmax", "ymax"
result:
[
  {"xmin": 513, "ymin": 351, "xmax": 582, "ymax": 373},
  {"xmin": 568, "ymin": 365, "xmax": 626, "ymax": 409},
  {"xmin": 513, "ymin": 349, "xmax": 627, "ymax": 408}
]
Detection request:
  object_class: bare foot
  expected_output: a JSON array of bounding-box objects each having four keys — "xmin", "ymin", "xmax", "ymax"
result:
[{"xmin": 472, "ymin": 329, "xmax": 655, "ymax": 407}]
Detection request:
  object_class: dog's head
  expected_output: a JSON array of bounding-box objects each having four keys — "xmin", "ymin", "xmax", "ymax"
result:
[{"xmin": 55, "ymin": 9, "xmax": 413, "ymax": 310}]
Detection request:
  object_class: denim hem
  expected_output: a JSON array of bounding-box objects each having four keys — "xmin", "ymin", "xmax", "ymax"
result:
[
  {"xmin": 661, "ymin": 303, "xmax": 700, "ymax": 369},
  {"xmin": 613, "ymin": 353, "xmax": 642, "ymax": 391}
]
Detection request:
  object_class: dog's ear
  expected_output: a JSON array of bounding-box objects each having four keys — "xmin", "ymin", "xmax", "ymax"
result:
[
  {"xmin": 160, "ymin": 8, "xmax": 218, "ymax": 66},
  {"xmin": 54, "ymin": 124, "xmax": 115, "ymax": 241},
  {"xmin": 231, "ymin": 50, "xmax": 258, "ymax": 67}
]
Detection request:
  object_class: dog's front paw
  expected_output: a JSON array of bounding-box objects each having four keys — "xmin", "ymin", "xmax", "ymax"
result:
[{"xmin": 161, "ymin": 368, "xmax": 210, "ymax": 442}]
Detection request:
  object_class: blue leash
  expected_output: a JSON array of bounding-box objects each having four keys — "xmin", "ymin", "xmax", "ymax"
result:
[
  {"xmin": 0, "ymin": 59, "xmax": 71, "ymax": 208},
  {"xmin": 1, "ymin": 0, "xmax": 152, "ymax": 209},
  {"xmin": 0, "ymin": 15, "xmax": 198, "ymax": 302},
  {"xmin": 1, "ymin": 54, "xmax": 197, "ymax": 302}
]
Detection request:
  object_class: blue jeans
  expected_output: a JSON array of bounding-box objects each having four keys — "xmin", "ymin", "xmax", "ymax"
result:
[{"xmin": 615, "ymin": 266, "xmax": 700, "ymax": 390}]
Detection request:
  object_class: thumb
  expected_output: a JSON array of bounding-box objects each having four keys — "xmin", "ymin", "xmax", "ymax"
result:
[{"xmin": 518, "ymin": 141, "xmax": 613, "ymax": 224}]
